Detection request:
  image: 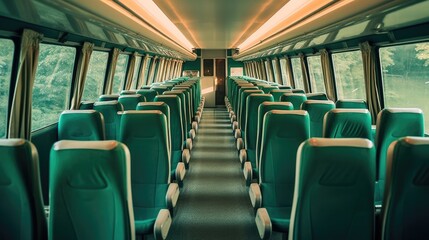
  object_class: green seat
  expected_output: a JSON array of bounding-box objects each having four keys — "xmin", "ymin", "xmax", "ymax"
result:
[
  {"xmin": 118, "ymin": 94, "xmax": 145, "ymax": 110},
  {"xmin": 291, "ymin": 89, "xmax": 305, "ymax": 94},
  {"xmin": 254, "ymin": 102, "xmax": 294, "ymax": 168},
  {"xmin": 280, "ymin": 93, "xmax": 307, "ymax": 110},
  {"xmin": 236, "ymin": 90, "xmax": 264, "ymax": 139},
  {"xmin": 336, "ymin": 99, "xmax": 368, "ymax": 109},
  {"xmin": 306, "ymin": 92, "xmax": 328, "ymax": 100},
  {"xmin": 49, "ymin": 140, "xmax": 134, "ymax": 240},
  {"xmin": 118, "ymin": 111, "xmax": 177, "ymax": 238},
  {"xmin": 137, "ymin": 89, "xmax": 158, "ymax": 102},
  {"xmin": 242, "ymin": 94, "xmax": 274, "ymax": 186},
  {"xmin": 381, "ymin": 137, "xmax": 429, "ymax": 240},
  {"xmin": 58, "ymin": 110, "xmax": 105, "ymax": 140},
  {"xmin": 0, "ymin": 139, "xmax": 47, "ymax": 240},
  {"xmin": 136, "ymin": 102, "xmax": 188, "ymax": 185},
  {"xmin": 374, "ymin": 108, "xmax": 424, "ymax": 206},
  {"xmin": 98, "ymin": 94, "xmax": 119, "ymax": 101},
  {"xmin": 151, "ymin": 86, "xmax": 168, "ymax": 95},
  {"xmin": 79, "ymin": 101, "xmax": 94, "ymax": 109},
  {"xmin": 234, "ymin": 86, "xmax": 259, "ymax": 124},
  {"xmin": 120, "ymin": 90, "xmax": 137, "ymax": 95},
  {"xmin": 251, "ymin": 110, "xmax": 310, "ymax": 238},
  {"xmin": 270, "ymin": 89, "xmax": 292, "ymax": 102},
  {"xmin": 260, "ymin": 86, "xmax": 279, "ymax": 94},
  {"xmin": 323, "ymin": 109, "xmax": 372, "ymax": 139},
  {"xmin": 163, "ymin": 90, "xmax": 194, "ymax": 144},
  {"xmin": 301, "ymin": 100, "xmax": 335, "ymax": 137},
  {"xmin": 285, "ymin": 138, "xmax": 375, "ymax": 240},
  {"xmin": 93, "ymin": 100, "xmax": 123, "ymax": 140},
  {"xmin": 278, "ymin": 85, "xmax": 292, "ymax": 90}
]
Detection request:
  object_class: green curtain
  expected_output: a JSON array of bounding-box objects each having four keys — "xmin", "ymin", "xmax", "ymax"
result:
[
  {"xmin": 70, "ymin": 42, "xmax": 94, "ymax": 109},
  {"xmin": 8, "ymin": 29, "xmax": 43, "ymax": 139},
  {"xmin": 104, "ymin": 48, "xmax": 120, "ymax": 94},
  {"xmin": 320, "ymin": 49, "xmax": 337, "ymax": 101},
  {"xmin": 360, "ymin": 41, "xmax": 382, "ymax": 124}
]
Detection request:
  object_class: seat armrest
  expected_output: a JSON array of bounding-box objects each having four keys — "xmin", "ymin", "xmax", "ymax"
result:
[
  {"xmin": 182, "ymin": 149, "xmax": 191, "ymax": 169},
  {"xmin": 243, "ymin": 161, "xmax": 253, "ymax": 186},
  {"xmin": 249, "ymin": 183, "xmax": 262, "ymax": 209},
  {"xmin": 236, "ymin": 137, "xmax": 244, "ymax": 151},
  {"xmin": 185, "ymin": 138, "xmax": 193, "ymax": 150},
  {"xmin": 189, "ymin": 129, "xmax": 196, "ymax": 140},
  {"xmin": 234, "ymin": 128, "xmax": 241, "ymax": 139},
  {"xmin": 255, "ymin": 208, "xmax": 272, "ymax": 240},
  {"xmin": 239, "ymin": 149, "xmax": 247, "ymax": 166},
  {"xmin": 154, "ymin": 209, "xmax": 172, "ymax": 240},
  {"xmin": 192, "ymin": 121, "xmax": 198, "ymax": 132},
  {"xmin": 175, "ymin": 162, "xmax": 186, "ymax": 182},
  {"xmin": 232, "ymin": 121, "xmax": 238, "ymax": 131},
  {"xmin": 166, "ymin": 183, "xmax": 180, "ymax": 209}
]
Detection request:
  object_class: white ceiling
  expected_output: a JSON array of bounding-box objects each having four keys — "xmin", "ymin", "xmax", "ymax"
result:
[{"xmin": 153, "ymin": 0, "xmax": 289, "ymax": 49}]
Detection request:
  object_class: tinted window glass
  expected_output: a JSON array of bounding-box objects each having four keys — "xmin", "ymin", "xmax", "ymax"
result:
[
  {"xmin": 291, "ymin": 58, "xmax": 304, "ymax": 90},
  {"xmin": 81, "ymin": 51, "xmax": 108, "ymax": 101},
  {"xmin": 112, "ymin": 54, "xmax": 129, "ymax": 93},
  {"xmin": 130, "ymin": 56, "xmax": 142, "ymax": 89},
  {"xmin": 307, "ymin": 56, "xmax": 325, "ymax": 93},
  {"xmin": 332, "ymin": 51, "xmax": 365, "ymax": 100},
  {"xmin": 0, "ymin": 39, "xmax": 14, "ymax": 137}
]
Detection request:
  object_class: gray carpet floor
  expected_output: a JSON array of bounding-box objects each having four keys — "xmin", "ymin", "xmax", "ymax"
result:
[{"xmin": 166, "ymin": 107, "xmax": 262, "ymax": 240}]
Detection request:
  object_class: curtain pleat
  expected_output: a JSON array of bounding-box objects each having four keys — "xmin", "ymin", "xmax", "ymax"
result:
[
  {"xmin": 299, "ymin": 53, "xmax": 310, "ymax": 93},
  {"xmin": 320, "ymin": 49, "xmax": 337, "ymax": 101},
  {"xmin": 137, "ymin": 54, "xmax": 149, "ymax": 88},
  {"xmin": 104, "ymin": 48, "xmax": 120, "ymax": 94},
  {"xmin": 8, "ymin": 29, "xmax": 43, "ymax": 139},
  {"xmin": 285, "ymin": 57, "xmax": 295, "ymax": 88},
  {"xmin": 147, "ymin": 56, "xmax": 158, "ymax": 84},
  {"xmin": 360, "ymin": 41, "xmax": 382, "ymax": 124},
  {"xmin": 125, "ymin": 52, "xmax": 137, "ymax": 90},
  {"xmin": 70, "ymin": 42, "xmax": 94, "ymax": 109}
]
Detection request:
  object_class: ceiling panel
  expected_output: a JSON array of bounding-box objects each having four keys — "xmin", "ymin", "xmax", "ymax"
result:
[{"xmin": 153, "ymin": 0, "xmax": 289, "ymax": 49}]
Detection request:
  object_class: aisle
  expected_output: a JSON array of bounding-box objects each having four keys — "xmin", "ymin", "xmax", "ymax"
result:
[{"xmin": 167, "ymin": 107, "xmax": 260, "ymax": 240}]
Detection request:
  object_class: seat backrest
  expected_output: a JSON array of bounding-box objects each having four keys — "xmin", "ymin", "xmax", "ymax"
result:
[
  {"xmin": 301, "ymin": 100, "xmax": 335, "ymax": 137},
  {"xmin": 260, "ymin": 86, "xmax": 279, "ymax": 94},
  {"xmin": 270, "ymin": 89, "xmax": 293, "ymax": 101},
  {"xmin": 280, "ymin": 93, "xmax": 307, "ymax": 110},
  {"xmin": 0, "ymin": 139, "xmax": 47, "ymax": 240},
  {"xmin": 136, "ymin": 89, "xmax": 157, "ymax": 102},
  {"xmin": 93, "ymin": 100, "xmax": 123, "ymax": 140},
  {"xmin": 259, "ymin": 110, "xmax": 310, "ymax": 211},
  {"xmin": 375, "ymin": 108, "xmax": 424, "ymax": 198},
  {"xmin": 336, "ymin": 99, "xmax": 368, "ymax": 109},
  {"xmin": 289, "ymin": 138, "xmax": 375, "ymax": 240},
  {"xmin": 58, "ymin": 110, "xmax": 105, "ymax": 140},
  {"xmin": 98, "ymin": 94, "xmax": 119, "ymax": 101},
  {"xmin": 323, "ymin": 109, "xmax": 372, "ymax": 139},
  {"xmin": 239, "ymin": 90, "xmax": 264, "ymax": 129},
  {"xmin": 118, "ymin": 94, "xmax": 145, "ymax": 110},
  {"xmin": 256, "ymin": 102, "xmax": 293, "ymax": 167},
  {"xmin": 236, "ymin": 86, "xmax": 259, "ymax": 114},
  {"xmin": 291, "ymin": 89, "xmax": 305, "ymax": 94},
  {"xmin": 118, "ymin": 111, "xmax": 170, "ymax": 218},
  {"xmin": 244, "ymin": 94, "xmax": 274, "ymax": 163},
  {"xmin": 151, "ymin": 86, "xmax": 168, "ymax": 95},
  {"xmin": 120, "ymin": 90, "xmax": 137, "ymax": 95},
  {"xmin": 306, "ymin": 92, "xmax": 328, "ymax": 100},
  {"xmin": 79, "ymin": 101, "xmax": 94, "ymax": 110},
  {"xmin": 50, "ymin": 140, "xmax": 134, "ymax": 240},
  {"xmin": 154, "ymin": 95, "xmax": 184, "ymax": 151},
  {"xmin": 278, "ymin": 85, "xmax": 292, "ymax": 90},
  {"xmin": 382, "ymin": 137, "xmax": 429, "ymax": 240},
  {"xmin": 163, "ymin": 90, "xmax": 189, "ymax": 138}
]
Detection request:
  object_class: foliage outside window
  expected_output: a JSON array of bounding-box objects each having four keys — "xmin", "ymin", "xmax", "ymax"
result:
[
  {"xmin": 307, "ymin": 56, "xmax": 326, "ymax": 93},
  {"xmin": 279, "ymin": 58, "xmax": 291, "ymax": 86},
  {"xmin": 291, "ymin": 58, "xmax": 304, "ymax": 90},
  {"xmin": 112, "ymin": 54, "xmax": 129, "ymax": 93},
  {"xmin": 81, "ymin": 51, "xmax": 108, "ymax": 102},
  {"xmin": 130, "ymin": 56, "xmax": 142, "ymax": 89},
  {"xmin": 380, "ymin": 43, "xmax": 429, "ymax": 130},
  {"xmin": 332, "ymin": 51, "xmax": 365, "ymax": 100},
  {"xmin": 32, "ymin": 44, "xmax": 76, "ymax": 131},
  {"xmin": 0, "ymin": 39, "xmax": 14, "ymax": 137}
]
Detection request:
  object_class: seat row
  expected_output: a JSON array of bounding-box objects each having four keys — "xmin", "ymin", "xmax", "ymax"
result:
[
  {"xmin": 0, "ymin": 78, "xmax": 205, "ymax": 239},
  {"xmin": 224, "ymin": 76, "xmax": 427, "ymax": 239}
]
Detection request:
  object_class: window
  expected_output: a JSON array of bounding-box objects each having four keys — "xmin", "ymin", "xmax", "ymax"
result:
[
  {"xmin": 307, "ymin": 56, "xmax": 325, "ymax": 93},
  {"xmin": 112, "ymin": 54, "xmax": 129, "ymax": 93},
  {"xmin": 130, "ymin": 56, "xmax": 142, "ymax": 89},
  {"xmin": 0, "ymin": 39, "xmax": 14, "ymax": 137},
  {"xmin": 380, "ymin": 43, "xmax": 429, "ymax": 130},
  {"xmin": 272, "ymin": 59, "xmax": 279, "ymax": 83},
  {"xmin": 143, "ymin": 57, "xmax": 152, "ymax": 85},
  {"xmin": 32, "ymin": 44, "xmax": 76, "ymax": 131},
  {"xmin": 81, "ymin": 51, "xmax": 108, "ymax": 102},
  {"xmin": 291, "ymin": 58, "xmax": 304, "ymax": 90},
  {"xmin": 279, "ymin": 58, "xmax": 291, "ymax": 86},
  {"xmin": 332, "ymin": 51, "xmax": 365, "ymax": 100}
]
